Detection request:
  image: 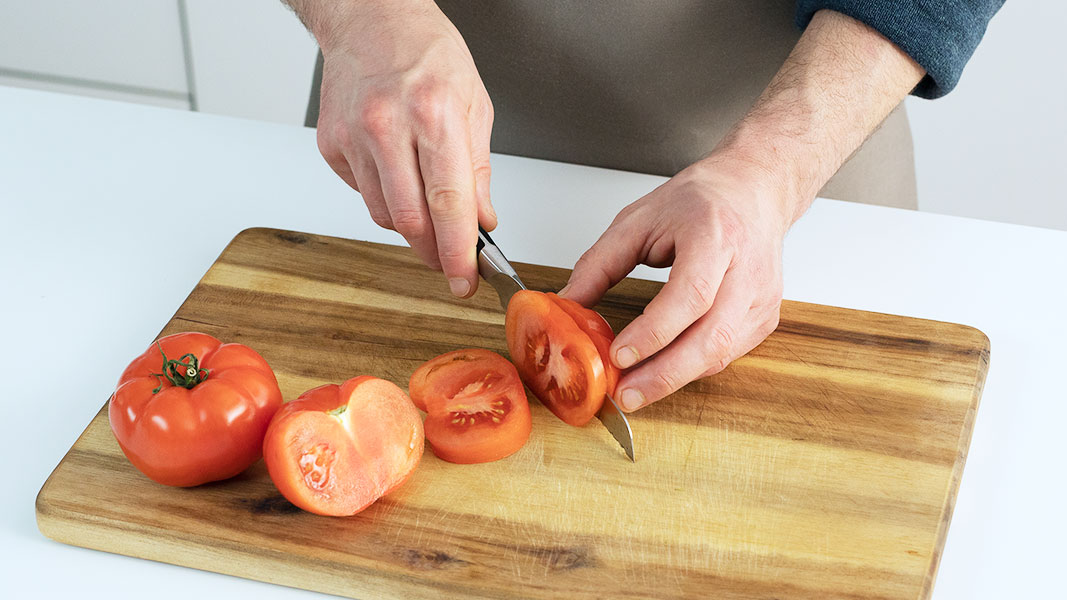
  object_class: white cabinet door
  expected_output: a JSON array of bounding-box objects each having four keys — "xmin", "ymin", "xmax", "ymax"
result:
[
  {"xmin": 0, "ymin": 0, "xmax": 188, "ymax": 100},
  {"xmin": 183, "ymin": 0, "xmax": 318, "ymax": 125}
]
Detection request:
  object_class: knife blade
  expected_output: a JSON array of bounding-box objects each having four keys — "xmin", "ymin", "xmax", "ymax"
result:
[
  {"xmin": 597, "ymin": 392, "xmax": 635, "ymax": 461},
  {"xmin": 476, "ymin": 226, "xmax": 636, "ymax": 461},
  {"xmin": 476, "ymin": 227, "xmax": 525, "ymax": 309}
]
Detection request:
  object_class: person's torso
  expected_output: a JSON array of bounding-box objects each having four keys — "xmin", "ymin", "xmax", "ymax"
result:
[
  {"xmin": 309, "ymin": 1, "xmax": 917, "ymax": 208},
  {"xmin": 438, "ymin": 0, "xmax": 801, "ymax": 177}
]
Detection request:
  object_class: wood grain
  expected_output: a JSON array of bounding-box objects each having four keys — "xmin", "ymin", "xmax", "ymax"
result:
[{"xmin": 36, "ymin": 228, "xmax": 989, "ymax": 600}]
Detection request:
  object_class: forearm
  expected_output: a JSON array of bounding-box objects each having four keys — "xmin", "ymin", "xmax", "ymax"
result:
[{"xmin": 712, "ymin": 9, "xmax": 925, "ymax": 223}]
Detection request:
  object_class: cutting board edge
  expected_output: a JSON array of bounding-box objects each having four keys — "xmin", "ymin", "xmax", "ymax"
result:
[
  {"xmin": 235, "ymin": 226, "xmax": 995, "ymax": 346},
  {"xmin": 35, "ymin": 228, "xmax": 266, "ymax": 536},
  {"xmin": 36, "ymin": 404, "xmax": 110, "ymax": 542},
  {"xmin": 921, "ymin": 340, "xmax": 990, "ymax": 600},
  {"xmin": 33, "ymin": 411, "xmax": 505, "ymax": 600},
  {"xmin": 35, "ymin": 488, "xmax": 454, "ymax": 600}
]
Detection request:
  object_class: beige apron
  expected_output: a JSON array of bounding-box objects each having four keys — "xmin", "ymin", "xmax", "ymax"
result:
[{"xmin": 306, "ymin": 1, "xmax": 917, "ymax": 209}]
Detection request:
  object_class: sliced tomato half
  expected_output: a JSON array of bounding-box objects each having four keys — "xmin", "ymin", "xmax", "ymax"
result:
[
  {"xmin": 545, "ymin": 292, "xmax": 620, "ymax": 396},
  {"xmin": 409, "ymin": 349, "xmax": 531, "ymax": 464},
  {"xmin": 505, "ymin": 290, "xmax": 607, "ymax": 427},
  {"xmin": 262, "ymin": 376, "xmax": 424, "ymax": 516}
]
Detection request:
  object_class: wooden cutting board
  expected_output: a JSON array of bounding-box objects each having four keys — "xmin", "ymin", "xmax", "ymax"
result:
[{"xmin": 37, "ymin": 228, "xmax": 988, "ymax": 600}]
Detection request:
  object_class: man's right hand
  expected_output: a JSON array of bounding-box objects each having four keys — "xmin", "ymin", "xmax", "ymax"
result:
[{"xmin": 291, "ymin": 0, "xmax": 495, "ymax": 298}]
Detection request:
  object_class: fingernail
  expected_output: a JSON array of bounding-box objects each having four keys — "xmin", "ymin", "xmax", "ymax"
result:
[
  {"xmin": 449, "ymin": 278, "xmax": 471, "ymax": 298},
  {"xmin": 487, "ymin": 202, "xmax": 497, "ymax": 219},
  {"xmin": 615, "ymin": 346, "xmax": 639, "ymax": 369},
  {"xmin": 618, "ymin": 388, "xmax": 645, "ymax": 412},
  {"xmin": 558, "ymin": 283, "xmax": 572, "ymax": 297}
]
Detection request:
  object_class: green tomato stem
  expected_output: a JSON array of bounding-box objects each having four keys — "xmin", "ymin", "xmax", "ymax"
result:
[{"xmin": 150, "ymin": 342, "xmax": 209, "ymax": 393}]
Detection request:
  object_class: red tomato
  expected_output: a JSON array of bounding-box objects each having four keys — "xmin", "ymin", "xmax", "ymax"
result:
[
  {"xmin": 109, "ymin": 332, "xmax": 283, "ymax": 487},
  {"xmin": 545, "ymin": 293, "xmax": 620, "ymax": 396},
  {"xmin": 263, "ymin": 376, "xmax": 424, "ymax": 516},
  {"xmin": 409, "ymin": 349, "xmax": 531, "ymax": 464},
  {"xmin": 505, "ymin": 290, "xmax": 607, "ymax": 427}
]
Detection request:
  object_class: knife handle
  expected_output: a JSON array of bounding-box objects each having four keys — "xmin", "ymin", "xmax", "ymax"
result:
[{"xmin": 476, "ymin": 226, "xmax": 496, "ymax": 254}]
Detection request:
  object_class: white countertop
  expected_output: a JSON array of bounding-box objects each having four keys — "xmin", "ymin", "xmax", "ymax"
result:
[{"xmin": 2, "ymin": 85, "xmax": 1065, "ymax": 599}]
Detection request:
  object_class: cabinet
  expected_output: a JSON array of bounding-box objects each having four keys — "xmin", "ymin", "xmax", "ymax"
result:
[
  {"xmin": 0, "ymin": 0, "xmax": 316, "ymax": 120},
  {"xmin": 183, "ymin": 0, "xmax": 318, "ymax": 125},
  {"xmin": 0, "ymin": 0, "xmax": 189, "ymax": 108}
]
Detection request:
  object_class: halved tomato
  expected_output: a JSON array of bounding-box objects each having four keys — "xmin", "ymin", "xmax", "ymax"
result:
[
  {"xmin": 545, "ymin": 293, "xmax": 620, "ymax": 396},
  {"xmin": 409, "ymin": 349, "xmax": 531, "ymax": 464},
  {"xmin": 262, "ymin": 376, "xmax": 424, "ymax": 516},
  {"xmin": 505, "ymin": 290, "xmax": 607, "ymax": 427}
]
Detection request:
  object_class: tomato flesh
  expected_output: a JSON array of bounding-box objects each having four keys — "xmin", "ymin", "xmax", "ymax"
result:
[
  {"xmin": 263, "ymin": 376, "xmax": 424, "ymax": 516},
  {"xmin": 545, "ymin": 293, "xmax": 620, "ymax": 396},
  {"xmin": 410, "ymin": 349, "xmax": 531, "ymax": 464},
  {"xmin": 505, "ymin": 290, "xmax": 606, "ymax": 427}
]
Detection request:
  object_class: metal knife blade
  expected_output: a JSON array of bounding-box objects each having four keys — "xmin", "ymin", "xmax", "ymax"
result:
[
  {"xmin": 476, "ymin": 226, "xmax": 635, "ymax": 461},
  {"xmin": 591, "ymin": 311, "xmax": 636, "ymax": 462},
  {"xmin": 597, "ymin": 393, "xmax": 635, "ymax": 462}
]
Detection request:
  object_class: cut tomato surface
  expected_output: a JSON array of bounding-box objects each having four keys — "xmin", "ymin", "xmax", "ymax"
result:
[
  {"xmin": 505, "ymin": 290, "xmax": 607, "ymax": 427},
  {"xmin": 409, "ymin": 349, "xmax": 531, "ymax": 464},
  {"xmin": 545, "ymin": 292, "xmax": 620, "ymax": 396},
  {"xmin": 109, "ymin": 332, "xmax": 283, "ymax": 487},
  {"xmin": 263, "ymin": 376, "xmax": 424, "ymax": 516}
]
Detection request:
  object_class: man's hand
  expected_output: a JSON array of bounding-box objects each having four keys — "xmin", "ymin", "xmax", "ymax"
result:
[
  {"xmin": 560, "ymin": 158, "xmax": 788, "ymax": 412},
  {"xmin": 561, "ymin": 10, "xmax": 926, "ymax": 412},
  {"xmin": 287, "ymin": 0, "xmax": 494, "ymax": 297}
]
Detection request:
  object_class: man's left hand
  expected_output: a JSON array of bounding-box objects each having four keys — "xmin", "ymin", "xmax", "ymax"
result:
[{"xmin": 559, "ymin": 156, "xmax": 791, "ymax": 412}]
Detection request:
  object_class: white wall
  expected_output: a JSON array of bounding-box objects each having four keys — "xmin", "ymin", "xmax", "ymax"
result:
[
  {"xmin": 0, "ymin": 1, "xmax": 1062, "ymax": 230},
  {"xmin": 907, "ymin": 1, "xmax": 1067, "ymax": 230}
]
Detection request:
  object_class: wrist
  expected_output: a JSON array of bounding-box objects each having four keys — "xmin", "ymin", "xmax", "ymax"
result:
[
  {"xmin": 298, "ymin": 0, "xmax": 436, "ymax": 55},
  {"xmin": 696, "ymin": 133, "xmax": 813, "ymax": 232}
]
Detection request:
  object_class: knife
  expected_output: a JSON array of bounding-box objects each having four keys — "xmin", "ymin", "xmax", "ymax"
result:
[{"xmin": 476, "ymin": 226, "xmax": 636, "ymax": 462}]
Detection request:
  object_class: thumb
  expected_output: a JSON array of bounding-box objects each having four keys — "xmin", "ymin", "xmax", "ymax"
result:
[{"xmin": 559, "ymin": 220, "xmax": 643, "ymax": 308}]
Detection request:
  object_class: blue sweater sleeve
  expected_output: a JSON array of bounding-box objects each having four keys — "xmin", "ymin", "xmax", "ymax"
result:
[{"xmin": 795, "ymin": 0, "xmax": 1005, "ymax": 98}]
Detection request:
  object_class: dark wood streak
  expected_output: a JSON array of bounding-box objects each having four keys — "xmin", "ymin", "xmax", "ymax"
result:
[
  {"xmin": 274, "ymin": 230, "xmax": 310, "ymax": 245},
  {"xmin": 398, "ymin": 549, "xmax": 470, "ymax": 571},
  {"xmin": 239, "ymin": 495, "xmax": 302, "ymax": 515}
]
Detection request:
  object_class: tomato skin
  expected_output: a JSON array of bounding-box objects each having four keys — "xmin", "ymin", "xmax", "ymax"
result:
[
  {"xmin": 410, "ymin": 349, "xmax": 531, "ymax": 464},
  {"xmin": 505, "ymin": 290, "xmax": 606, "ymax": 427},
  {"xmin": 108, "ymin": 332, "xmax": 283, "ymax": 487},
  {"xmin": 545, "ymin": 293, "xmax": 620, "ymax": 396},
  {"xmin": 263, "ymin": 376, "xmax": 424, "ymax": 516}
]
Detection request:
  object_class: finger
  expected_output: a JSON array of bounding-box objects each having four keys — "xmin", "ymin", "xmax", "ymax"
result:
[
  {"xmin": 697, "ymin": 305, "xmax": 780, "ymax": 378},
  {"xmin": 614, "ymin": 267, "xmax": 752, "ymax": 412},
  {"xmin": 319, "ymin": 144, "xmax": 359, "ymax": 192},
  {"xmin": 347, "ymin": 156, "xmax": 395, "ymax": 232},
  {"xmin": 369, "ymin": 140, "xmax": 442, "ymax": 270},
  {"xmin": 470, "ymin": 97, "xmax": 496, "ymax": 231},
  {"xmin": 610, "ymin": 243, "xmax": 731, "ymax": 369},
  {"xmin": 558, "ymin": 216, "xmax": 644, "ymax": 308},
  {"xmin": 417, "ymin": 112, "xmax": 479, "ymax": 298}
]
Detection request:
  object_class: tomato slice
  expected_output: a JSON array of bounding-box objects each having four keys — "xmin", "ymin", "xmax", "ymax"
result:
[
  {"xmin": 262, "ymin": 376, "xmax": 424, "ymax": 516},
  {"xmin": 505, "ymin": 290, "xmax": 606, "ymax": 427},
  {"xmin": 545, "ymin": 293, "xmax": 620, "ymax": 396},
  {"xmin": 409, "ymin": 349, "xmax": 531, "ymax": 464}
]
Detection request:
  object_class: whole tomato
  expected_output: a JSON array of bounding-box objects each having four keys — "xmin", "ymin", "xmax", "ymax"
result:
[{"xmin": 109, "ymin": 332, "xmax": 283, "ymax": 487}]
